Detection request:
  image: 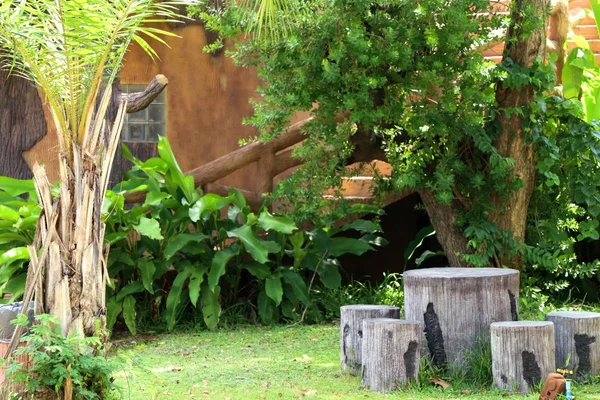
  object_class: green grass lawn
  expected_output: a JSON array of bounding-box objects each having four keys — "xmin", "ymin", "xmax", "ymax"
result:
[{"xmin": 111, "ymin": 324, "xmax": 600, "ymax": 400}]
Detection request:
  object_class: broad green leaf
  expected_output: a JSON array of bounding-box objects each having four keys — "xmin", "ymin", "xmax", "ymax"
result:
[
  {"xmin": 404, "ymin": 226, "xmax": 436, "ymax": 261},
  {"xmin": 281, "ymin": 270, "xmax": 309, "ymax": 304},
  {"xmin": 201, "ymin": 281, "xmax": 221, "ymax": 329},
  {"xmin": 137, "ymin": 259, "xmax": 156, "ymax": 294},
  {"xmin": 106, "ymin": 297, "xmax": 123, "ymax": 332},
  {"xmin": 0, "ymin": 177, "xmax": 35, "ymax": 197},
  {"xmin": 209, "ymin": 247, "xmax": 239, "ymax": 291},
  {"xmin": 360, "ymin": 234, "xmax": 389, "ymax": 247},
  {"xmin": 133, "ymin": 217, "xmax": 164, "ymax": 240},
  {"xmin": 318, "ymin": 260, "xmax": 342, "ymax": 289},
  {"xmin": 265, "ymin": 274, "xmax": 283, "ymax": 305},
  {"xmin": 563, "ymin": 48, "xmax": 596, "ymax": 99},
  {"xmin": 189, "ymin": 194, "xmax": 231, "ymax": 222},
  {"xmin": 230, "ymin": 189, "xmax": 247, "ymax": 209},
  {"xmin": 591, "ymin": 0, "xmax": 600, "ymax": 39},
  {"xmin": 123, "ymin": 296, "xmax": 137, "ymax": 335},
  {"xmin": 342, "ymin": 219, "xmax": 382, "ymax": 233},
  {"xmin": 189, "ymin": 266, "xmax": 206, "ymax": 307},
  {"xmin": 415, "ymin": 250, "xmax": 445, "ymax": 266},
  {"xmin": 0, "ymin": 205, "xmax": 19, "ymax": 222},
  {"xmin": 165, "ymin": 268, "xmax": 192, "ymax": 331},
  {"xmin": 257, "ymin": 290, "xmax": 275, "ymax": 324},
  {"xmin": 144, "ymin": 191, "xmax": 171, "ymax": 207},
  {"xmin": 280, "ymin": 299, "xmax": 296, "ymax": 319},
  {"xmin": 227, "ymin": 225, "xmax": 269, "ymax": 263},
  {"xmin": 164, "ymin": 232, "xmax": 211, "ymax": 260},
  {"xmin": 115, "ymin": 281, "xmax": 145, "ymax": 302},
  {"xmin": 104, "ymin": 231, "xmax": 128, "ymax": 245},
  {"xmin": 0, "ymin": 233, "xmax": 29, "ymax": 245},
  {"xmin": 0, "ymin": 247, "xmax": 30, "ymax": 266},
  {"xmin": 158, "ymin": 136, "xmax": 195, "ymax": 203},
  {"xmin": 3, "ymin": 273, "xmax": 26, "ymax": 301},
  {"xmin": 327, "ymin": 237, "xmax": 373, "ymax": 257},
  {"xmin": 258, "ymin": 212, "xmax": 297, "ymax": 234},
  {"xmin": 243, "ymin": 262, "xmax": 270, "ymax": 279}
]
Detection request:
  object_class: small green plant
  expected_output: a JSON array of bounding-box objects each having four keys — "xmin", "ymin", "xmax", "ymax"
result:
[{"xmin": 5, "ymin": 314, "xmax": 118, "ymax": 399}]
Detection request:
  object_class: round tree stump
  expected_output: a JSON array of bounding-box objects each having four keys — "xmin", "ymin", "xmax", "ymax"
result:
[
  {"xmin": 340, "ymin": 305, "xmax": 400, "ymax": 375},
  {"xmin": 546, "ymin": 311, "xmax": 600, "ymax": 380},
  {"xmin": 491, "ymin": 321, "xmax": 556, "ymax": 393},
  {"xmin": 404, "ymin": 267, "xmax": 519, "ymax": 367},
  {"xmin": 361, "ymin": 319, "xmax": 422, "ymax": 392}
]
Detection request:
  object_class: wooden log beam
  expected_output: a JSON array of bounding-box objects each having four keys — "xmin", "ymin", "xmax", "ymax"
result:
[
  {"xmin": 118, "ymin": 74, "xmax": 169, "ymax": 113},
  {"xmin": 186, "ymin": 118, "xmax": 309, "ymax": 186},
  {"xmin": 274, "ymin": 148, "xmax": 304, "ymax": 176}
]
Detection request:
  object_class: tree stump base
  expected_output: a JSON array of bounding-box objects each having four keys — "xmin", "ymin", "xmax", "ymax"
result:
[
  {"xmin": 491, "ymin": 321, "xmax": 555, "ymax": 393},
  {"xmin": 340, "ymin": 305, "xmax": 400, "ymax": 375},
  {"xmin": 361, "ymin": 319, "xmax": 422, "ymax": 392},
  {"xmin": 546, "ymin": 311, "xmax": 600, "ymax": 380},
  {"xmin": 404, "ymin": 267, "xmax": 519, "ymax": 367}
]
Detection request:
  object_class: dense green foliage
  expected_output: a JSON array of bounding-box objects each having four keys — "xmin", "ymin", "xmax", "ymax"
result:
[
  {"xmin": 6, "ymin": 314, "xmax": 117, "ymax": 399},
  {"xmin": 193, "ymin": 0, "xmax": 600, "ymax": 296},
  {"xmin": 0, "ymin": 138, "xmax": 385, "ymax": 332}
]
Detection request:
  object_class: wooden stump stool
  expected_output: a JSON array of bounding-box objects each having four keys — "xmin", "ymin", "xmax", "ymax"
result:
[
  {"xmin": 340, "ymin": 305, "xmax": 400, "ymax": 375},
  {"xmin": 491, "ymin": 321, "xmax": 556, "ymax": 393},
  {"xmin": 404, "ymin": 267, "xmax": 519, "ymax": 367},
  {"xmin": 546, "ymin": 311, "xmax": 600, "ymax": 380},
  {"xmin": 361, "ymin": 319, "xmax": 422, "ymax": 392}
]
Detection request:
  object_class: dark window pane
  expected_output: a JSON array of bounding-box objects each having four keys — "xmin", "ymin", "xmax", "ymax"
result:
[
  {"xmin": 148, "ymin": 104, "xmax": 165, "ymax": 123},
  {"xmin": 127, "ymin": 124, "xmax": 146, "ymax": 142},
  {"xmin": 128, "ymin": 109, "xmax": 147, "ymax": 123},
  {"xmin": 147, "ymin": 124, "xmax": 165, "ymax": 142}
]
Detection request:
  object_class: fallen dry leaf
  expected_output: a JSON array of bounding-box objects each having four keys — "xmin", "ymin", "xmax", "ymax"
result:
[
  {"xmin": 429, "ymin": 377, "xmax": 451, "ymax": 389},
  {"xmin": 460, "ymin": 389, "xmax": 472, "ymax": 395},
  {"xmin": 171, "ymin": 368, "xmax": 182, "ymax": 372},
  {"xmin": 263, "ymin": 381, "xmax": 272, "ymax": 389}
]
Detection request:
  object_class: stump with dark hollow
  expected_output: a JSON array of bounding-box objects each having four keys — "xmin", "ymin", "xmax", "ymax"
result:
[
  {"xmin": 546, "ymin": 311, "xmax": 600, "ymax": 380},
  {"xmin": 361, "ymin": 318, "xmax": 422, "ymax": 392},
  {"xmin": 340, "ymin": 305, "xmax": 400, "ymax": 375},
  {"xmin": 491, "ymin": 321, "xmax": 556, "ymax": 394},
  {"xmin": 403, "ymin": 267, "xmax": 520, "ymax": 367}
]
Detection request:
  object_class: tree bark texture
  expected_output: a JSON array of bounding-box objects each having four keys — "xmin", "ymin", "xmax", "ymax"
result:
[
  {"xmin": 404, "ymin": 268, "xmax": 520, "ymax": 368},
  {"xmin": 491, "ymin": 321, "xmax": 556, "ymax": 393},
  {"xmin": 545, "ymin": 311, "xmax": 600, "ymax": 381},
  {"xmin": 0, "ymin": 69, "xmax": 46, "ymax": 179},
  {"xmin": 491, "ymin": 0, "xmax": 550, "ymax": 269},
  {"xmin": 340, "ymin": 305, "xmax": 400, "ymax": 375},
  {"xmin": 25, "ymin": 87, "xmax": 127, "ymax": 337},
  {"xmin": 361, "ymin": 318, "xmax": 422, "ymax": 392},
  {"xmin": 418, "ymin": 189, "xmax": 471, "ymax": 267}
]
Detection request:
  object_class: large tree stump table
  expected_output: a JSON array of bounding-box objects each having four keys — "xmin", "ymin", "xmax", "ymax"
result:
[
  {"xmin": 361, "ymin": 319, "xmax": 422, "ymax": 392},
  {"xmin": 491, "ymin": 321, "xmax": 556, "ymax": 394},
  {"xmin": 404, "ymin": 267, "xmax": 519, "ymax": 367},
  {"xmin": 546, "ymin": 311, "xmax": 600, "ymax": 380},
  {"xmin": 340, "ymin": 305, "xmax": 400, "ymax": 375}
]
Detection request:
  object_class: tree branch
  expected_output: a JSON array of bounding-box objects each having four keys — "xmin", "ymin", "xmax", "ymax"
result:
[{"xmin": 118, "ymin": 74, "xmax": 168, "ymax": 113}]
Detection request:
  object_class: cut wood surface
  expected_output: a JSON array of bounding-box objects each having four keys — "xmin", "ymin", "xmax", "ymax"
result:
[
  {"xmin": 546, "ymin": 311, "xmax": 600, "ymax": 380},
  {"xmin": 361, "ymin": 318, "xmax": 422, "ymax": 392},
  {"xmin": 403, "ymin": 268, "xmax": 520, "ymax": 368},
  {"xmin": 340, "ymin": 305, "xmax": 400, "ymax": 375},
  {"xmin": 491, "ymin": 321, "xmax": 556, "ymax": 393},
  {"xmin": 118, "ymin": 74, "xmax": 168, "ymax": 113}
]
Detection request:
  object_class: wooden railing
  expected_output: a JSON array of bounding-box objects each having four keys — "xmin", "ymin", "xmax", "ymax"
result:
[{"xmin": 124, "ymin": 118, "xmax": 309, "ymax": 207}]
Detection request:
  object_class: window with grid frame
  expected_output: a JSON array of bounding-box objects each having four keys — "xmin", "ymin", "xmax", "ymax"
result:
[{"xmin": 121, "ymin": 84, "xmax": 166, "ymax": 142}]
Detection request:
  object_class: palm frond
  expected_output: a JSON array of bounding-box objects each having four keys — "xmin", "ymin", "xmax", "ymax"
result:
[{"xmin": 239, "ymin": 0, "xmax": 304, "ymax": 39}]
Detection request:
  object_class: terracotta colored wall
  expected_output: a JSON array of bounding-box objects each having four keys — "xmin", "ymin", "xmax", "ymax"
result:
[{"xmin": 24, "ymin": 23, "xmax": 263, "ymax": 191}]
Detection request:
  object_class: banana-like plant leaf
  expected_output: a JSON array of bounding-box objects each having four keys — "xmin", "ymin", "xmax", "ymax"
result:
[
  {"xmin": 227, "ymin": 225, "xmax": 269, "ymax": 263},
  {"xmin": 189, "ymin": 194, "xmax": 231, "ymax": 222},
  {"xmin": 106, "ymin": 297, "xmax": 123, "ymax": 332},
  {"xmin": 327, "ymin": 237, "xmax": 373, "ymax": 257},
  {"xmin": 133, "ymin": 217, "xmax": 164, "ymax": 240},
  {"xmin": 258, "ymin": 212, "xmax": 297, "ymax": 234},
  {"xmin": 342, "ymin": 219, "xmax": 382, "ymax": 233},
  {"xmin": 0, "ymin": 205, "xmax": 20, "ymax": 223},
  {"xmin": 115, "ymin": 281, "xmax": 145, "ymax": 302},
  {"xmin": 0, "ymin": 247, "xmax": 30, "ymax": 266},
  {"xmin": 137, "ymin": 259, "xmax": 156, "ymax": 294},
  {"xmin": 158, "ymin": 136, "xmax": 195, "ymax": 203},
  {"xmin": 201, "ymin": 281, "xmax": 221, "ymax": 329},
  {"xmin": 123, "ymin": 296, "xmax": 137, "ymax": 335},
  {"xmin": 0, "ymin": 177, "xmax": 35, "ymax": 198},
  {"xmin": 189, "ymin": 266, "xmax": 206, "ymax": 307},
  {"xmin": 164, "ymin": 232, "xmax": 211, "ymax": 260},
  {"xmin": 165, "ymin": 267, "xmax": 193, "ymax": 331},
  {"xmin": 257, "ymin": 290, "xmax": 275, "ymax": 324},
  {"xmin": 281, "ymin": 270, "xmax": 309, "ymax": 304},
  {"xmin": 318, "ymin": 259, "xmax": 342, "ymax": 289},
  {"xmin": 209, "ymin": 246, "xmax": 240, "ymax": 291},
  {"xmin": 243, "ymin": 262, "xmax": 271, "ymax": 279},
  {"xmin": 265, "ymin": 274, "xmax": 283, "ymax": 305}
]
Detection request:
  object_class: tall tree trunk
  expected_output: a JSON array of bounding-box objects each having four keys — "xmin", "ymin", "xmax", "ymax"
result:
[
  {"xmin": 27, "ymin": 89, "xmax": 126, "ymax": 336},
  {"xmin": 423, "ymin": 0, "xmax": 549, "ymax": 269},
  {"xmin": 490, "ymin": 0, "xmax": 549, "ymax": 269}
]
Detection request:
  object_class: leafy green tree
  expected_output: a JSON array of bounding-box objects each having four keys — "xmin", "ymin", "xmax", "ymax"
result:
[
  {"xmin": 198, "ymin": 0, "xmax": 600, "ymax": 274},
  {"xmin": 0, "ymin": 0, "xmax": 182, "ymax": 337}
]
